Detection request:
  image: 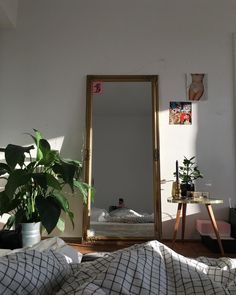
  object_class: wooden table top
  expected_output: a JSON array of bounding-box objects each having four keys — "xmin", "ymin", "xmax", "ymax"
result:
[{"xmin": 167, "ymin": 197, "xmax": 223, "ymax": 205}]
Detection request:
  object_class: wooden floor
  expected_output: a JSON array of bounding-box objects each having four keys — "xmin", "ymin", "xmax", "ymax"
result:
[
  {"xmin": 68, "ymin": 239, "xmax": 236, "ymax": 258},
  {"xmin": 164, "ymin": 240, "xmax": 236, "ymax": 258}
]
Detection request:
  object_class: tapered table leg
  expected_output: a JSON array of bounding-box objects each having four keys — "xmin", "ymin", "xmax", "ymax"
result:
[
  {"xmin": 205, "ymin": 204, "xmax": 225, "ymax": 256},
  {"xmin": 181, "ymin": 203, "xmax": 187, "ymax": 241},
  {"xmin": 172, "ymin": 203, "xmax": 182, "ymax": 248}
]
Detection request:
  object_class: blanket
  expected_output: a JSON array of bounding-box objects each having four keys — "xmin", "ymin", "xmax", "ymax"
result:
[
  {"xmin": 57, "ymin": 240, "xmax": 236, "ymax": 295},
  {"xmin": 0, "ymin": 249, "xmax": 70, "ymax": 295}
]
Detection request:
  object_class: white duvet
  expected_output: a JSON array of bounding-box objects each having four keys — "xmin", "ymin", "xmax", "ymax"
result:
[
  {"xmin": 0, "ymin": 237, "xmax": 82, "ymax": 263},
  {"xmin": 91, "ymin": 207, "xmax": 154, "ymax": 223},
  {"xmin": 1, "ymin": 239, "xmax": 236, "ymax": 294},
  {"xmin": 57, "ymin": 240, "xmax": 236, "ymax": 295}
]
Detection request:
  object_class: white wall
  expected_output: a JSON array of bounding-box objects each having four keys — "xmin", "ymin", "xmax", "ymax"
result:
[
  {"xmin": 0, "ymin": 0, "xmax": 235, "ymax": 238},
  {"xmin": 0, "ymin": 0, "xmax": 18, "ymax": 27}
]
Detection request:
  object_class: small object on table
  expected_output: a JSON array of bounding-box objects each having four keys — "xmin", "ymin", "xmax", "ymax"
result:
[
  {"xmin": 172, "ymin": 181, "xmax": 181, "ymax": 199},
  {"xmin": 176, "ymin": 160, "xmax": 179, "ymax": 182},
  {"xmin": 186, "ymin": 191, "xmax": 194, "ymax": 198},
  {"xmin": 172, "ymin": 160, "xmax": 180, "ymax": 199},
  {"xmin": 187, "ymin": 191, "xmax": 210, "ymax": 199}
]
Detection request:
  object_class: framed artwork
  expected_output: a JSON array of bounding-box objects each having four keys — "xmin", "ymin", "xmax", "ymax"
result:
[
  {"xmin": 186, "ymin": 73, "xmax": 207, "ymax": 101},
  {"xmin": 169, "ymin": 101, "xmax": 192, "ymax": 125}
]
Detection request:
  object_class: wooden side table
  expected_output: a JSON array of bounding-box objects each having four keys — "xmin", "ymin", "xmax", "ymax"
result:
[{"xmin": 167, "ymin": 197, "xmax": 224, "ymax": 256}]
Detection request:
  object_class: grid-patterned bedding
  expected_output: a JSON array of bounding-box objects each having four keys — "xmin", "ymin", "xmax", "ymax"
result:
[
  {"xmin": 0, "ymin": 249, "xmax": 70, "ymax": 295},
  {"xmin": 57, "ymin": 241, "xmax": 236, "ymax": 295}
]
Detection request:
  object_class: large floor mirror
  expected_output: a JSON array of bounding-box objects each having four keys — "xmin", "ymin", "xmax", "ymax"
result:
[{"xmin": 83, "ymin": 75, "xmax": 161, "ymax": 241}]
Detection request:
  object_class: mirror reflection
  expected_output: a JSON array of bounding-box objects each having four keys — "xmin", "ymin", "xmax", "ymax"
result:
[{"xmin": 90, "ymin": 82, "xmax": 154, "ymax": 237}]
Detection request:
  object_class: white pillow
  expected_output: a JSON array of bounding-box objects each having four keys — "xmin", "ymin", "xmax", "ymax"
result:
[
  {"xmin": 25, "ymin": 237, "xmax": 83, "ymax": 264},
  {"xmin": 91, "ymin": 207, "xmax": 110, "ymax": 222},
  {"xmin": 0, "ymin": 237, "xmax": 83, "ymax": 264}
]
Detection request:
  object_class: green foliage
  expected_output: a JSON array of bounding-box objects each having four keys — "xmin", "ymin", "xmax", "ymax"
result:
[
  {"xmin": 174, "ymin": 156, "xmax": 203, "ymax": 184},
  {"xmin": 0, "ymin": 129, "xmax": 91, "ymax": 234}
]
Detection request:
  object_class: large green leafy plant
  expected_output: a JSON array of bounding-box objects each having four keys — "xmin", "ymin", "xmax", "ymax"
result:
[{"xmin": 0, "ymin": 130, "xmax": 89, "ymax": 234}]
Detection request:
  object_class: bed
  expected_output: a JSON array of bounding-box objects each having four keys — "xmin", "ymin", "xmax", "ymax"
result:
[
  {"xmin": 90, "ymin": 207, "xmax": 155, "ymax": 237},
  {"xmin": 0, "ymin": 238, "xmax": 235, "ymax": 294},
  {"xmin": 89, "ymin": 221, "xmax": 154, "ymax": 237}
]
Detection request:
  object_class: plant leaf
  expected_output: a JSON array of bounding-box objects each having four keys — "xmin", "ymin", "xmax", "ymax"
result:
[
  {"xmin": 5, "ymin": 144, "xmax": 34, "ymax": 169},
  {"xmin": 26, "ymin": 161, "xmax": 37, "ymax": 172},
  {"xmin": 63, "ymin": 158, "xmax": 82, "ymax": 177},
  {"xmin": 35, "ymin": 195, "xmax": 61, "ymax": 234},
  {"xmin": 51, "ymin": 191, "xmax": 75, "ymax": 229},
  {"xmin": 0, "ymin": 191, "xmax": 10, "ymax": 214},
  {"xmin": 63, "ymin": 158, "xmax": 82, "ymax": 167},
  {"xmin": 68, "ymin": 211, "xmax": 74, "ymax": 229},
  {"xmin": 0, "ymin": 163, "xmax": 11, "ymax": 176},
  {"xmin": 32, "ymin": 172, "xmax": 61, "ymax": 191},
  {"xmin": 32, "ymin": 173, "xmax": 47, "ymax": 190},
  {"xmin": 5, "ymin": 169, "xmax": 31, "ymax": 198},
  {"xmin": 73, "ymin": 180, "xmax": 91, "ymax": 203},
  {"xmin": 51, "ymin": 191, "xmax": 69, "ymax": 212},
  {"xmin": 15, "ymin": 208, "xmax": 26, "ymax": 224},
  {"xmin": 4, "ymin": 215, "xmax": 15, "ymax": 230},
  {"xmin": 37, "ymin": 139, "xmax": 53, "ymax": 166},
  {"xmin": 28, "ymin": 129, "xmax": 43, "ymax": 161},
  {"xmin": 0, "ymin": 191, "xmax": 22, "ymax": 215},
  {"xmin": 39, "ymin": 149, "xmax": 58, "ymax": 167},
  {"xmin": 46, "ymin": 174, "xmax": 61, "ymax": 190},
  {"xmin": 39, "ymin": 139, "xmax": 51, "ymax": 155},
  {"xmin": 53, "ymin": 161, "xmax": 76, "ymax": 191}
]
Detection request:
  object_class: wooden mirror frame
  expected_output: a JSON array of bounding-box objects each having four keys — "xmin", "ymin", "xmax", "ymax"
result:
[{"xmin": 83, "ymin": 75, "xmax": 161, "ymax": 241}]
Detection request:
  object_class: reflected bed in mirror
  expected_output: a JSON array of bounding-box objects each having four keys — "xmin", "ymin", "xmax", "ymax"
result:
[
  {"xmin": 89, "ymin": 207, "xmax": 154, "ymax": 237},
  {"xmin": 84, "ymin": 75, "xmax": 161, "ymax": 241}
]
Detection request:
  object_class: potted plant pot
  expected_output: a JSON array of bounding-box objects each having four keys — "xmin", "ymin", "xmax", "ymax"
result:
[
  {"xmin": 21, "ymin": 222, "xmax": 41, "ymax": 247},
  {"xmin": 174, "ymin": 156, "xmax": 203, "ymax": 198},
  {"xmin": 180, "ymin": 183, "xmax": 195, "ymax": 197}
]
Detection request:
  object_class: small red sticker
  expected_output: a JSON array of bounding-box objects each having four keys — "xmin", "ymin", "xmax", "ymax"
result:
[{"xmin": 92, "ymin": 81, "xmax": 103, "ymax": 95}]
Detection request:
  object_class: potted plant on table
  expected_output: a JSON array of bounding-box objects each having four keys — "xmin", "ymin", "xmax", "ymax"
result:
[
  {"xmin": 0, "ymin": 129, "xmax": 90, "ymax": 247},
  {"xmin": 174, "ymin": 156, "xmax": 203, "ymax": 197}
]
